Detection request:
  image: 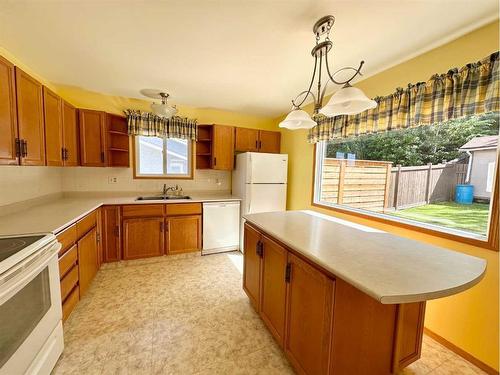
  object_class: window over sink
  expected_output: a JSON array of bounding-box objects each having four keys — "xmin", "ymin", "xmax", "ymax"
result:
[{"xmin": 134, "ymin": 136, "xmax": 193, "ymax": 179}]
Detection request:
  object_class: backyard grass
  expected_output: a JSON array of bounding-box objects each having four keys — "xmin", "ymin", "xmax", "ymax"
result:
[{"xmin": 388, "ymin": 201, "xmax": 490, "ymax": 235}]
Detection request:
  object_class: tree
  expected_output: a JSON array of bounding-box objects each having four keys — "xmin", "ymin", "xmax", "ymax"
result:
[{"xmin": 326, "ymin": 112, "xmax": 499, "ymax": 166}]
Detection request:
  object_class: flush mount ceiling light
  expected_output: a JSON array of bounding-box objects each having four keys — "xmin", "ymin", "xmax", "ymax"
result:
[
  {"xmin": 279, "ymin": 15, "xmax": 377, "ymax": 130},
  {"xmin": 140, "ymin": 89, "xmax": 178, "ymax": 119}
]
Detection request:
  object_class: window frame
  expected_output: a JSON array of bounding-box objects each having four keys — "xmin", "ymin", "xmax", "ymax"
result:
[
  {"xmin": 311, "ymin": 142, "xmax": 499, "ymax": 251},
  {"xmin": 133, "ymin": 136, "xmax": 194, "ymax": 180}
]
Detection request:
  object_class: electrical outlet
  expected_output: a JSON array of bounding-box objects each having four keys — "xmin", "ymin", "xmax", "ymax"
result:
[{"xmin": 108, "ymin": 176, "xmax": 118, "ymax": 184}]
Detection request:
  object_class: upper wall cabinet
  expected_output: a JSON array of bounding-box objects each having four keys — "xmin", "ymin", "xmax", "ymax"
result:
[
  {"xmin": 212, "ymin": 124, "xmax": 234, "ymax": 170},
  {"xmin": 79, "ymin": 109, "xmax": 106, "ymax": 167},
  {"xmin": 43, "ymin": 87, "xmax": 64, "ymax": 166},
  {"xmin": 0, "ymin": 56, "xmax": 18, "ymax": 165},
  {"xmin": 15, "ymin": 67, "xmax": 46, "ymax": 166},
  {"xmin": 62, "ymin": 101, "xmax": 79, "ymax": 166},
  {"xmin": 235, "ymin": 128, "xmax": 281, "ymax": 154}
]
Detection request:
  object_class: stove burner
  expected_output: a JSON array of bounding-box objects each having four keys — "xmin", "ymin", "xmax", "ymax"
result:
[{"xmin": 0, "ymin": 235, "xmax": 45, "ymax": 262}]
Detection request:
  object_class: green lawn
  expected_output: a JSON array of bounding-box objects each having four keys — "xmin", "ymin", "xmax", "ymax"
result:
[{"xmin": 388, "ymin": 201, "xmax": 490, "ymax": 235}]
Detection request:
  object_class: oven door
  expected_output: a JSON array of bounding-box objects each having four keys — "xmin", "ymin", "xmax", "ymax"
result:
[{"xmin": 0, "ymin": 241, "xmax": 63, "ymax": 375}]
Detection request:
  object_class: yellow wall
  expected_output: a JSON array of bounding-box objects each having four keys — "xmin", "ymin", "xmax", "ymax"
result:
[{"xmin": 280, "ymin": 20, "xmax": 499, "ymax": 370}]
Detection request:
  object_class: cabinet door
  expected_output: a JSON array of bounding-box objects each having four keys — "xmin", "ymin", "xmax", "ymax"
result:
[
  {"xmin": 79, "ymin": 109, "xmax": 106, "ymax": 167},
  {"xmin": 166, "ymin": 215, "xmax": 201, "ymax": 255},
  {"xmin": 15, "ymin": 67, "xmax": 45, "ymax": 166},
  {"xmin": 235, "ymin": 127, "xmax": 259, "ymax": 152},
  {"xmin": 62, "ymin": 101, "xmax": 79, "ymax": 166},
  {"xmin": 43, "ymin": 87, "xmax": 64, "ymax": 166},
  {"xmin": 122, "ymin": 217, "xmax": 164, "ymax": 260},
  {"xmin": 78, "ymin": 227, "xmax": 99, "ymax": 297},
  {"xmin": 260, "ymin": 235, "xmax": 287, "ymax": 347},
  {"xmin": 0, "ymin": 56, "xmax": 18, "ymax": 165},
  {"xmin": 243, "ymin": 224, "xmax": 262, "ymax": 311},
  {"xmin": 284, "ymin": 253, "xmax": 334, "ymax": 375},
  {"xmin": 258, "ymin": 130, "xmax": 281, "ymax": 153},
  {"xmin": 101, "ymin": 206, "xmax": 121, "ymax": 262},
  {"xmin": 212, "ymin": 124, "xmax": 234, "ymax": 170}
]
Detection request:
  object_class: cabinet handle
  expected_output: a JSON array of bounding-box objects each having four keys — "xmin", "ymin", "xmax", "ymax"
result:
[
  {"xmin": 160, "ymin": 222, "xmax": 164, "ymax": 232},
  {"xmin": 21, "ymin": 140, "xmax": 28, "ymax": 157},
  {"xmin": 255, "ymin": 240, "xmax": 263, "ymax": 257},
  {"xmin": 213, "ymin": 157, "xmax": 216, "ymax": 166},
  {"xmin": 259, "ymin": 140, "xmax": 262, "ymax": 149},
  {"xmin": 61, "ymin": 148, "xmax": 65, "ymax": 161},
  {"xmin": 285, "ymin": 263, "xmax": 291, "ymax": 283},
  {"xmin": 100, "ymin": 151, "xmax": 105, "ymax": 163},
  {"xmin": 114, "ymin": 226, "xmax": 119, "ymax": 237},
  {"xmin": 255, "ymin": 140, "xmax": 258, "ymax": 149},
  {"xmin": 96, "ymin": 233, "xmax": 101, "ymax": 243},
  {"xmin": 15, "ymin": 138, "xmax": 21, "ymax": 157}
]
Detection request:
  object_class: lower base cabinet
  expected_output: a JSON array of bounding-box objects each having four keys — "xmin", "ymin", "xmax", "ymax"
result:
[
  {"xmin": 242, "ymin": 223, "xmax": 425, "ymax": 375},
  {"xmin": 78, "ymin": 227, "xmax": 99, "ymax": 297},
  {"xmin": 122, "ymin": 217, "xmax": 164, "ymax": 260},
  {"xmin": 166, "ymin": 215, "xmax": 201, "ymax": 255}
]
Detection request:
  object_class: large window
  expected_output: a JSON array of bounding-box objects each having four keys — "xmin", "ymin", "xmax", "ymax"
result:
[
  {"xmin": 313, "ymin": 112, "xmax": 499, "ymax": 246},
  {"xmin": 134, "ymin": 136, "xmax": 192, "ymax": 178}
]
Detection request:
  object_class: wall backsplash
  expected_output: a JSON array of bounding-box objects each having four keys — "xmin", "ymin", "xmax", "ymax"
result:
[
  {"xmin": 0, "ymin": 167, "xmax": 63, "ymax": 207},
  {"xmin": 61, "ymin": 167, "xmax": 230, "ymax": 193}
]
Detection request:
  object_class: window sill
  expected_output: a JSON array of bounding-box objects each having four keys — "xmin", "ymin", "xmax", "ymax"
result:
[{"xmin": 311, "ymin": 201, "xmax": 498, "ymax": 252}]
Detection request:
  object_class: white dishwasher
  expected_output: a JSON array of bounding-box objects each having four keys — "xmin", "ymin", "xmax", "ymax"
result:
[{"xmin": 202, "ymin": 201, "xmax": 240, "ymax": 255}]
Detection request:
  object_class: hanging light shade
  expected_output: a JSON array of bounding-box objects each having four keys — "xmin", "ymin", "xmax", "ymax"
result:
[
  {"xmin": 150, "ymin": 102, "xmax": 178, "ymax": 118},
  {"xmin": 319, "ymin": 85, "xmax": 377, "ymax": 117},
  {"xmin": 279, "ymin": 109, "xmax": 317, "ymax": 129}
]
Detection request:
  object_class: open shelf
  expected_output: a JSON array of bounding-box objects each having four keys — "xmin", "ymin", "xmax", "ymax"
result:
[
  {"xmin": 195, "ymin": 125, "xmax": 213, "ymax": 170},
  {"xmin": 107, "ymin": 114, "xmax": 130, "ymax": 167}
]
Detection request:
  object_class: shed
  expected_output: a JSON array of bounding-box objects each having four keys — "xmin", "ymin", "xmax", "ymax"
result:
[{"xmin": 459, "ymin": 135, "xmax": 498, "ymax": 200}]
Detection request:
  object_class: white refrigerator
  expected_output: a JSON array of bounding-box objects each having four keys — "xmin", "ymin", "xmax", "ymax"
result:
[{"xmin": 232, "ymin": 152, "xmax": 288, "ymax": 250}]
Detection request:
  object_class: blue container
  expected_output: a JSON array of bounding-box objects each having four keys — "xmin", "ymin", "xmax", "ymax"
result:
[{"xmin": 455, "ymin": 184, "xmax": 474, "ymax": 204}]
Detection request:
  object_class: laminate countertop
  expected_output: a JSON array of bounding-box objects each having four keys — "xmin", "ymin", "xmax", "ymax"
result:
[
  {"xmin": 243, "ymin": 210, "xmax": 486, "ymax": 304},
  {"xmin": 0, "ymin": 193, "xmax": 240, "ymax": 236}
]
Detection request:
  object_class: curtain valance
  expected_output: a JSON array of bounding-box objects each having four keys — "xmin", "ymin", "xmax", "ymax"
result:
[
  {"xmin": 308, "ymin": 51, "xmax": 500, "ymax": 143},
  {"xmin": 125, "ymin": 110, "xmax": 197, "ymax": 140}
]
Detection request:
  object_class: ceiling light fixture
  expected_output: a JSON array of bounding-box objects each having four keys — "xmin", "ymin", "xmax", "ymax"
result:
[
  {"xmin": 140, "ymin": 89, "xmax": 178, "ymax": 119},
  {"xmin": 279, "ymin": 15, "xmax": 377, "ymax": 130}
]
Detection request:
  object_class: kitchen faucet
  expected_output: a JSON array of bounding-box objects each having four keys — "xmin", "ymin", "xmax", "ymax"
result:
[{"xmin": 162, "ymin": 184, "xmax": 175, "ymax": 196}]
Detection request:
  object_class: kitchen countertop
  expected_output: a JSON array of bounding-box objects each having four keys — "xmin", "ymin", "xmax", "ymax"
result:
[
  {"xmin": 243, "ymin": 210, "xmax": 486, "ymax": 304},
  {"xmin": 0, "ymin": 193, "xmax": 240, "ymax": 236}
]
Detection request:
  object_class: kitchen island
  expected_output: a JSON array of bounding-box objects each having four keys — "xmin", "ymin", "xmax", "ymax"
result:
[{"xmin": 242, "ymin": 210, "xmax": 486, "ymax": 375}]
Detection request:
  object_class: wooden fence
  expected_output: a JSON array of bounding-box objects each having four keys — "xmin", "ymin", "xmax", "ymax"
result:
[
  {"xmin": 320, "ymin": 159, "xmax": 392, "ymax": 212},
  {"xmin": 320, "ymin": 159, "xmax": 468, "ymax": 212},
  {"xmin": 386, "ymin": 163, "xmax": 468, "ymax": 210}
]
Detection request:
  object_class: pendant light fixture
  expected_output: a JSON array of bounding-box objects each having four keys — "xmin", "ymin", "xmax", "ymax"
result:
[
  {"xmin": 140, "ymin": 89, "xmax": 178, "ymax": 119},
  {"xmin": 279, "ymin": 15, "xmax": 377, "ymax": 130}
]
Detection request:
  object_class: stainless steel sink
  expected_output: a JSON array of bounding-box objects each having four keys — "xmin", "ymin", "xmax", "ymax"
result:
[{"xmin": 136, "ymin": 195, "xmax": 191, "ymax": 201}]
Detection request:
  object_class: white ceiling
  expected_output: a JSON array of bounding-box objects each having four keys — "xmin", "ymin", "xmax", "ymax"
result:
[{"xmin": 0, "ymin": 1, "xmax": 497, "ymax": 117}]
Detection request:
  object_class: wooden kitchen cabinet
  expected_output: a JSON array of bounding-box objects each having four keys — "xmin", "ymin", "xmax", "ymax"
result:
[
  {"xmin": 260, "ymin": 235, "xmax": 287, "ymax": 347},
  {"xmin": 43, "ymin": 87, "xmax": 64, "ymax": 166},
  {"xmin": 166, "ymin": 215, "xmax": 201, "ymax": 255},
  {"xmin": 15, "ymin": 67, "xmax": 46, "ymax": 166},
  {"xmin": 212, "ymin": 124, "xmax": 234, "ymax": 170},
  {"xmin": 243, "ymin": 224, "xmax": 262, "ymax": 310},
  {"xmin": 78, "ymin": 227, "xmax": 99, "ymax": 297},
  {"xmin": 79, "ymin": 109, "xmax": 107, "ymax": 167},
  {"xmin": 122, "ymin": 217, "xmax": 164, "ymax": 260},
  {"xmin": 284, "ymin": 253, "xmax": 334, "ymax": 375},
  {"xmin": 62, "ymin": 101, "xmax": 79, "ymax": 166},
  {"xmin": 235, "ymin": 127, "xmax": 281, "ymax": 153},
  {"xmin": 258, "ymin": 130, "xmax": 281, "ymax": 153},
  {"xmin": 101, "ymin": 205, "xmax": 121, "ymax": 262},
  {"xmin": 0, "ymin": 55, "xmax": 18, "ymax": 165},
  {"xmin": 235, "ymin": 127, "xmax": 259, "ymax": 152}
]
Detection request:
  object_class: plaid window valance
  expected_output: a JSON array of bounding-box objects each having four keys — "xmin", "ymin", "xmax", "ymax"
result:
[
  {"xmin": 125, "ymin": 110, "xmax": 197, "ymax": 140},
  {"xmin": 308, "ymin": 51, "xmax": 500, "ymax": 143}
]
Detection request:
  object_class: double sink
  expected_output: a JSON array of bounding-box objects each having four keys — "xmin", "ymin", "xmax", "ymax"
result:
[{"xmin": 136, "ymin": 195, "xmax": 191, "ymax": 201}]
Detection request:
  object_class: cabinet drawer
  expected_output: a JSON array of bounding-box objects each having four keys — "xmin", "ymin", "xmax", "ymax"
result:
[
  {"xmin": 165, "ymin": 203, "xmax": 202, "ymax": 216},
  {"xmin": 122, "ymin": 204, "xmax": 164, "ymax": 218},
  {"xmin": 62, "ymin": 285, "xmax": 79, "ymax": 322},
  {"xmin": 76, "ymin": 210, "xmax": 97, "ymax": 238},
  {"xmin": 59, "ymin": 244, "xmax": 78, "ymax": 279},
  {"xmin": 56, "ymin": 224, "xmax": 77, "ymax": 256},
  {"xmin": 60, "ymin": 265, "xmax": 79, "ymax": 302}
]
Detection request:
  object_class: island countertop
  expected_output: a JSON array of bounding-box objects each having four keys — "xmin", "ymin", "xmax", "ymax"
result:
[{"xmin": 243, "ymin": 210, "xmax": 486, "ymax": 304}]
